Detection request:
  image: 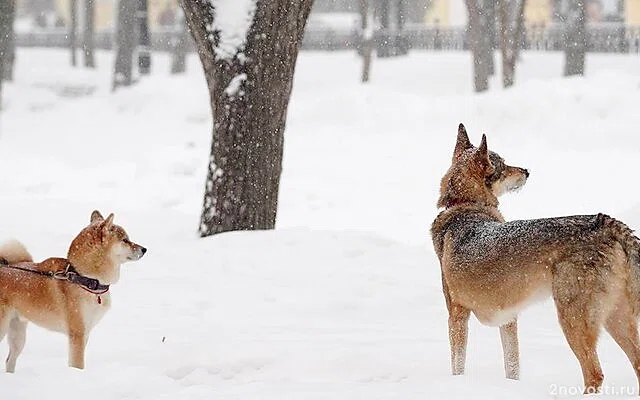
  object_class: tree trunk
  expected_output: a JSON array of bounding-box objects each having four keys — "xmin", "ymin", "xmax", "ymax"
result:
[
  {"xmin": 113, "ymin": 0, "xmax": 137, "ymax": 90},
  {"xmin": 180, "ymin": 0, "xmax": 314, "ymax": 237},
  {"xmin": 360, "ymin": 0, "xmax": 374, "ymax": 83},
  {"xmin": 484, "ymin": 0, "xmax": 496, "ymax": 76},
  {"xmin": 378, "ymin": 0, "xmax": 390, "ymax": 57},
  {"xmin": 137, "ymin": 0, "xmax": 151, "ymax": 75},
  {"xmin": 499, "ymin": 0, "xmax": 526, "ymax": 88},
  {"xmin": 396, "ymin": 0, "xmax": 408, "ymax": 56},
  {"xmin": 70, "ymin": 0, "xmax": 78, "ymax": 66},
  {"xmin": 83, "ymin": 0, "xmax": 96, "ymax": 68},
  {"xmin": 170, "ymin": 10, "xmax": 188, "ymax": 74},
  {"xmin": 564, "ymin": 0, "xmax": 586, "ymax": 76},
  {"xmin": 0, "ymin": 0, "xmax": 15, "ymax": 107},
  {"xmin": 0, "ymin": 0, "xmax": 16, "ymax": 83},
  {"xmin": 466, "ymin": 0, "xmax": 490, "ymax": 92}
]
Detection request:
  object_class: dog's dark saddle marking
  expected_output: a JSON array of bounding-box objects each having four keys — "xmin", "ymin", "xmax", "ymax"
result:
[{"xmin": 435, "ymin": 212, "xmax": 619, "ymax": 263}]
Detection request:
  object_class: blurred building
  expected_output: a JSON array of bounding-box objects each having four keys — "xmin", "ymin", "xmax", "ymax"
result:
[
  {"xmin": 312, "ymin": 0, "xmax": 434, "ymax": 24},
  {"xmin": 17, "ymin": 0, "xmax": 179, "ymax": 30},
  {"xmin": 625, "ymin": 0, "xmax": 640, "ymax": 24},
  {"xmin": 552, "ymin": 0, "xmax": 624, "ymax": 22},
  {"xmin": 525, "ymin": 0, "xmax": 552, "ymax": 26},
  {"xmin": 396, "ymin": 0, "xmax": 638, "ymax": 26},
  {"xmin": 423, "ymin": 0, "xmax": 554, "ymax": 26},
  {"xmin": 424, "ymin": 0, "xmax": 466, "ymax": 25},
  {"xmin": 15, "ymin": 0, "xmax": 640, "ymax": 31}
]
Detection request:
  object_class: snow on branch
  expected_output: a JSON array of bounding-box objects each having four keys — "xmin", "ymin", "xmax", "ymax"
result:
[
  {"xmin": 225, "ymin": 73, "xmax": 247, "ymax": 96},
  {"xmin": 208, "ymin": 0, "xmax": 257, "ymax": 61}
]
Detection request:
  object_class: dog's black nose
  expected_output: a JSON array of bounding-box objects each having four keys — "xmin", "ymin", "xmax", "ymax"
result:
[
  {"xmin": 523, "ymin": 169, "xmax": 530, "ymax": 178},
  {"xmin": 140, "ymin": 247, "xmax": 147, "ymax": 255}
]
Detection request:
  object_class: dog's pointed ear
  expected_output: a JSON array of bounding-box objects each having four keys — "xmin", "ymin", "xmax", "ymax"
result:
[
  {"xmin": 103, "ymin": 213, "xmax": 114, "ymax": 231},
  {"xmin": 90, "ymin": 210, "xmax": 104, "ymax": 224},
  {"xmin": 475, "ymin": 134, "xmax": 491, "ymax": 165},
  {"xmin": 478, "ymin": 134, "xmax": 488, "ymax": 154},
  {"xmin": 453, "ymin": 123, "xmax": 472, "ymax": 160}
]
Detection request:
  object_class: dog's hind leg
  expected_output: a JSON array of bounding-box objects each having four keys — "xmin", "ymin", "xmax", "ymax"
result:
[
  {"xmin": 448, "ymin": 303, "xmax": 471, "ymax": 375},
  {"xmin": 605, "ymin": 300, "xmax": 640, "ymax": 394},
  {"xmin": 553, "ymin": 263, "xmax": 606, "ymax": 394},
  {"xmin": 557, "ymin": 306, "xmax": 603, "ymax": 394},
  {"xmin": 499, "ymin": 320, "xmax": 520, "ymax": 380},
  {"xmin": 5, "ymin": 315, "xmax": 26, "ymax": 373}
]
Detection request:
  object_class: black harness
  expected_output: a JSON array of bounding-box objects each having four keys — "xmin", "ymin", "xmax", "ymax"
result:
[{"xmin": 0, "ymin": 260, "xmax": 110, "ymax": 295}]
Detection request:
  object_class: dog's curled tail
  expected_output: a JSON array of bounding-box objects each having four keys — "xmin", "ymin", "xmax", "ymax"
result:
[{"xmin": 0, "ymin": 239, "xmax": 33, "ymax": 265}]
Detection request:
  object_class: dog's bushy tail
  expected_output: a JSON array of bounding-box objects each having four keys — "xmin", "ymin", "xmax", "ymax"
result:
[
  {"xmin": 0, "ymin": 240, "xmax": 33, "ymax": 265},
  {"xmin": 598, "ymin": 213, "xmax": 640, "ymax": 267}
]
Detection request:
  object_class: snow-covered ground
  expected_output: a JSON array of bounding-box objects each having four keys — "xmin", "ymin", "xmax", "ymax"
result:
[{"xmin": 1, "ymin": 49, "xmax": 640, "ymax": 399}]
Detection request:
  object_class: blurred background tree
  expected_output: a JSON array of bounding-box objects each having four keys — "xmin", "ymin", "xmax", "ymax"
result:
[
  {"xmin": 3, "ymin": 0, "xmax": 638, "ymax": 102},
  {"xmin": 0, "ymin": 0, "xmax": 16, "ymax": 107}
]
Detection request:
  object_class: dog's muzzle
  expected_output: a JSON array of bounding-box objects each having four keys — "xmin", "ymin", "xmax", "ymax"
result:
[{"xmin": 128, "ymin": 246, "xmax": 147, "ymax": 261}]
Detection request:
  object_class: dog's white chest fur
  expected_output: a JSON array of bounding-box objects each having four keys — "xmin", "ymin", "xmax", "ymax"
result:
[{"xmin": 81, "ymin": 292, "xmax": 111, "ymax": 331}]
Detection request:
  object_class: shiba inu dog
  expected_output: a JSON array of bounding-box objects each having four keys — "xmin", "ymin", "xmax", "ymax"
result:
[
  {"xmin": 431, "ymin": 124, "xmax": 640, "ymax": 394},
  {"xmin": 0, "ymin": 210, "xmax": 146, "ymax": 372}
]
